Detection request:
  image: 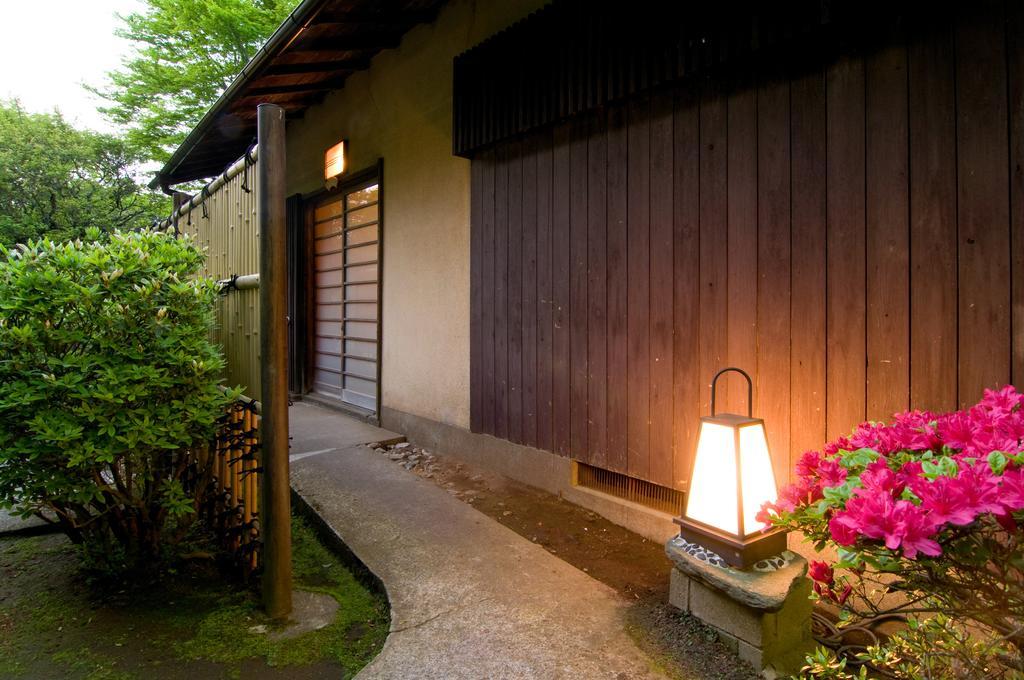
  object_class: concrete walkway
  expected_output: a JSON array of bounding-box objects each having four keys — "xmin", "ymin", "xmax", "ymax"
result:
[{"xmin": 289, "ymin": 401, "xmax": 663, "ymax": 679}]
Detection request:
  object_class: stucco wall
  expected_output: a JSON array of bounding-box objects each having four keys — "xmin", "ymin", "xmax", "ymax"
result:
[{"xmin": 285, "ymin": 0, "xmax": 549, "ymax": 428}]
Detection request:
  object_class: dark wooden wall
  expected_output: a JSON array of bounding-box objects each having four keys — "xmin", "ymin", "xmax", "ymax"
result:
[{"xmin": 469, "ymin": 1, "xmax": 1024, "ymax": 491}]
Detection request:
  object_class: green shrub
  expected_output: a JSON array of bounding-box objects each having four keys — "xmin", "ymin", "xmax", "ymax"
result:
[{"xmin": 0, "ymin": 228, "xmax": 235, "ymax": 571}]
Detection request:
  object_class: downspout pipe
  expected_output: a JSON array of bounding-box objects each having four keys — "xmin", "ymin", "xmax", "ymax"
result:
[{"xmin": 150, "ymin": 0, "xmax": 328, "ymax": 191}]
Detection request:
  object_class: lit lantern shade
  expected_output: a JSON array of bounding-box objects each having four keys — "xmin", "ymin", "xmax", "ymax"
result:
[
  {"xmin": 324, "ymin": 140, "xmax": 346, "ymax": 179},
  {"xmin": 675, "ymin": 367, "xmax": 787, "ymax": 569}
]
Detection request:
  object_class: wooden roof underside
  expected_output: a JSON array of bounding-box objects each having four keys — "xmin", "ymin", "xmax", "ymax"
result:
[{"xmin": 160, "ymin": 0, "xmax": 445, "ymax": 186}]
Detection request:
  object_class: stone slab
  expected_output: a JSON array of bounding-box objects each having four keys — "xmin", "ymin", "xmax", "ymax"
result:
[
  {"xmin": 665, "ymin": 535, "xmax": 808, "ymax": 612},
  {"xmin": 289, "ymin": 401, "xmax": 663, "ymax": 679},
  {"xmin": 268, "ymin": 590, "xmax": 340, "ymax": 641},
  {"xmin": 0, "ymin": 508, "xmax": 53, "ymax": 536}
]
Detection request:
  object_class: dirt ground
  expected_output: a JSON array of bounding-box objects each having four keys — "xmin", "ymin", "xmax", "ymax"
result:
[
  {"xmin": 367, "ymin": 440, "xmax": 761, "ymax": 680},
  {"xmin": 0, "ymin": 517, "xmax": 386, "ymax": 680}
]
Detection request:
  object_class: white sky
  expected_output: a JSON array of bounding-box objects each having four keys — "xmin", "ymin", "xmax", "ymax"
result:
[{"xmin": 0, "ymin": 0, "xmax": 145, "ymax": 133}]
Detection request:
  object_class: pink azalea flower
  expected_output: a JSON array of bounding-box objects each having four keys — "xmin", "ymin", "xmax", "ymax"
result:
[
  {"xmin": 910, "ymin": 475, "xmax": 976, "ymax": 526},
  {"xmin": 808, "ymin": 560, "xmax": 834, "ymax": 585},
  {"xmin": 956, "ymin": 463, "xmax": 1004, "ymax": 517},
  {"xmin": 1000, "ymin": 468, "xmax": 1024, "ymax": 513},
  {"xmin": 964, "ymin": 406, "xmax": 1003, "ymax": 457},
  {"xmin": 897, "ymin": 460, "xmax": 924, "ymax": 488},
  {"xmin": 981, "ymin": 385, "xmax": 1024, "ymax": 415},
  {"xmin": 937, "ymin": 411, "xmax": 976, "ymax": 452},
  {"xmin": 817, "ymin": 458, "xmax": 848, "ymax": 488},
  {"xmin": 834, "ymin": 488, "xmax": 945, "ymax": 559},
  {"xmin": 991, "ymin": 433, "xmax": 1023, "ymax": 455},
  {"xmin": 860, "ymin": 459, "xmax": 904, "ymax": 495},
  {"xmin": 893, "ymin": 409, "xmax": 938, "ymax": 430},
  {"xmin": 1001, "ymin": 410, "xmax": 1024, "ymax": 449},
  {"xmin": 892, "ymin": 501, "xmax": 942, "ymax": 559},
  {"xmin": 773, "ymin": 476, "xmax": 824, "ymax": 513},
  {"xmin": 795, "ymin": 450, "xmax": 822, "ymax": 480},
  {"xmin": 891, "ymin": 410, "xmax": 940, "ymax": 451},
  {"xmin": 756, "ymin": 501, "xmax": 778, "ymax": 528},
  {"xmin": 850, "ymin": 422, "xmax": 901, "ymax": 455},
  {"xmin": 823, "ymin": 436, "xmax": 852, "ymax": 457},
  {"xmin": 837, "ymin": 489, "xmax": 899, "ymax": 546},
  {"xmin": 829, "ymin": 514, "xmax": 859, "ymax": 546}
]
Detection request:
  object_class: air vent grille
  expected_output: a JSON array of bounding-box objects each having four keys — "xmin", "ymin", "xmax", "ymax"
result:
[{"xmin": 574, "ymin": 462, "xmax": 685, "ymax": 516}]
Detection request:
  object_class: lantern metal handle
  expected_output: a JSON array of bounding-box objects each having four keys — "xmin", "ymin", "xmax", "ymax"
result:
[{"xmin": 710, "ymin": 367, "xmax": 753, "ymax": 417}]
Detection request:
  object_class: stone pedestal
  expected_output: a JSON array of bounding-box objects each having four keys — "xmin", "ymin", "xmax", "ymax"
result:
[{"xmin": 665, "ymin": 536, "xmax": 814, "ymax": 678}]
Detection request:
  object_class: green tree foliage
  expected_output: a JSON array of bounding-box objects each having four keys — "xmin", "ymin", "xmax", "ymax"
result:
[
  {"xmin": 0, "ymin": 229, "xmax": 237, "ymax": 572},
  {"xmin": 92, "ymin": 0, "xmax": 296, "ymax": 165},
  {"xmin": 0, "ymin": 101, "xmax": 167, "ymax": 248}
]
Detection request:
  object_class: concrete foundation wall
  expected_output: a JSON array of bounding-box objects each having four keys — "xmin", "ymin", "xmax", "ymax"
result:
[
  {"xmin": 285, "ymin": 0, "xmax": 549, "ymax": 429},
  {"xmin": 381, "ymin": 406, "xmax": 679, "ymax": 544}
]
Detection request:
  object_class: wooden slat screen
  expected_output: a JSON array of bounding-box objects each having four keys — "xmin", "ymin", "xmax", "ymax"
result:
[
  {"xmin": 451, "ymin": 0, "xmax": 945, "ymax": 157},
  {"xmin": 469, "ymin": 1, "xmax": 1024, "ymax": 491},
  {"xmin": 178, "ymin": 153, "xmax": 262, "ymax": 402}
]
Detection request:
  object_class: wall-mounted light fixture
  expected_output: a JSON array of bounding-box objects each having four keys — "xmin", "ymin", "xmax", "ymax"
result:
[
  {"xmin": 675, "ymin": 367, "xmax": 787, "ymax": 569},
  {"xmin": 324, "ymin": 139, "xmax": 347, "ymax": 180}
]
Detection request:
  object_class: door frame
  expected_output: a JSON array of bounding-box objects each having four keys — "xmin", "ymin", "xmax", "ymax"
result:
[{"xmin": 301, "ymin": 159, "xmax": 384, "ymax": 421}]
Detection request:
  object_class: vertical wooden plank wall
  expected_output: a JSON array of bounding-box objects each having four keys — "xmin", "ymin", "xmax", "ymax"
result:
[
  {"xmin": 605, "ymin": 105, "xmax": 629, "ymax": 475},
  {"xmin": 908, "ymin": 20, "xmax": 957, "ymax": 413},
  {"xmin": 626, "ymin": 96, "xmax": 651, "ymax": 480},
  {"xmin": 756, "ymin": 70, "xmax": 792, "ymax": 487},
  {"xmin": 956, "ymin": 1, "xmax": 1011, "ymax": 407},
  {"xmin": 469, "ymin": 10, "xmax": 1024, "ymax": 490},
  {"xmin": 789, "ymin": 66, "xmax": 828, "ymax": 467},
  {"xmin": 587, "ymin": 115, "xmax": 608, "ymax": 468},
  {"xmin": 1011, "ymin": 1, "xmax": 1024, "ymax": 389}
]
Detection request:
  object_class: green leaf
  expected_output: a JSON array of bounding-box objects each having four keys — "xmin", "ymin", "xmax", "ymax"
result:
[
  {"xmin": 922, "ymin": 456, "xmax": 958, "ymax": 479},
  {"xmin": 0, "ymin": 229, "xmax": 231, "ymax": 572},
  {"xmin": 988, "ymin": 450, "xmax": 1008, "ymax": 475},
  {"xmin": 840, "ymin": 448, "xmax": 879, "ymax": 470}
]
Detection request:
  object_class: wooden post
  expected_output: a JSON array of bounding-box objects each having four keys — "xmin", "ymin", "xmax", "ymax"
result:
[{"xmin": 258, "ymin": 103, "xmax": 292, "ymax": 619}]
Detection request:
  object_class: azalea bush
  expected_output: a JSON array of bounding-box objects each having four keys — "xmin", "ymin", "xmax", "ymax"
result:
[
  {"xmin": 0, "ymin": 229, "xmax": 235, "ymax": 572},
  {"xmin": 761, "ymin": 386, "xmax": 1024, "ymax": 678}
]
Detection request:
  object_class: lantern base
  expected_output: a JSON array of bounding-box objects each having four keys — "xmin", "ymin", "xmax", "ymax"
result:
[
  {"xmin": 674, "ymin": 518, "xmax": 787, "ymax": 570},
  {"xmin": 665, "ymin": 535, "xmax": 814, "ymax": 677}
]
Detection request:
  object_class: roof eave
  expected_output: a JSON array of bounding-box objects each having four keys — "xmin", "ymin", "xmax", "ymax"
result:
[{"xmin": 150, "ymin": 0, "xmax": 329, "ymax": 190}]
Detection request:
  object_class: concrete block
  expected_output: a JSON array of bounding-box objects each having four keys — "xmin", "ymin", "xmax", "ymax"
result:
[
  {"xmin": 716, "ymin": 629, "xmax": 739, "ymax": 653},
  {"xmin": 669, "ymin": 567, "xmax": 690, "ymax": 611},
  {"xmin": 668, "ymin": 565, "xmax": 813, "ymax": 678},
  {"xmin": 563, "ymin": 484, "xmax": 678, "ymax": 543},
  {"xmin": 689, "ymin": 579, "xmax": 765, "ymax": 647},
  {"xmin": 760, "ymin": 577, "xmax": 815, "ymax": 675},
  {"xmin": 737, "ymin": 638, "xmax": 763, "ymax": 670}
]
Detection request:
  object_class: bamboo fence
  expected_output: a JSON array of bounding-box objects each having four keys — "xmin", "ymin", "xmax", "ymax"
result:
[
  {"xmin": 170, "ymin": 149, "xmax": 263, "ymax": 403},
  {"xmin": 189, "ymin": 397, "xmax": 262, "ymax": 575},
  {"xmin": 163, "ymin": 149, "xmax": 265, "ymax": 574}
]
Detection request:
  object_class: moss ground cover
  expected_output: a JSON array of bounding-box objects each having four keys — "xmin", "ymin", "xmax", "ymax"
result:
[{"xmin": 0, "ymin": 516, "xmax": 388, "ymax": 679}]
